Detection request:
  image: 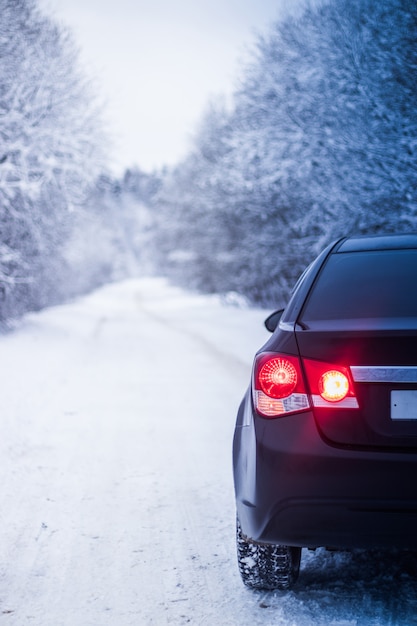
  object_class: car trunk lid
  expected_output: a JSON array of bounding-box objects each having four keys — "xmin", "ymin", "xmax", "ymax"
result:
[{"xmin": 296, "ymin": 324, "xmax": 417, "ymax": 450}]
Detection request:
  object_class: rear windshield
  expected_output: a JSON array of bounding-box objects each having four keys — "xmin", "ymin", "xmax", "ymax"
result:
[{"xmin": 300, "ymin": 249, "xmax": 417, "ymax": 323}]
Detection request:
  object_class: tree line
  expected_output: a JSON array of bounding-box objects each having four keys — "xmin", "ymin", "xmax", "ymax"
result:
[
  {"xmin": 148, "ymin": 0, "xmax": 417, "ymax": 307},
  {"xmin": 0, "ymin": 0, "xmax": 107, "ymax": 324}
]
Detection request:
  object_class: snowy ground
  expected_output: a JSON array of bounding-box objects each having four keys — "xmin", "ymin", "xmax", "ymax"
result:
[{"xmin": 0, "ymin": 277, "xmax": 417, "ymax": 625}]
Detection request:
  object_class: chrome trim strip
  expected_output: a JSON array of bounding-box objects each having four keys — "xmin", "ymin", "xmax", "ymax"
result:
[{"xmin": 351, "ymin": 366, "xmax": 417, "ymax": 383}]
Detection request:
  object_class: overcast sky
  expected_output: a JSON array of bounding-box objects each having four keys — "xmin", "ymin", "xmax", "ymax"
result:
[{"xmin": 38, "ymin": 0, "xmax": 304, "ymax": 174}]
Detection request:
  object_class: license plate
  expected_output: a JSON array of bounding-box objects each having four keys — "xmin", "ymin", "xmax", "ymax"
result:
[{"xmin": 391, "ymin": 390, "xmax": 417, "ymax": 420}]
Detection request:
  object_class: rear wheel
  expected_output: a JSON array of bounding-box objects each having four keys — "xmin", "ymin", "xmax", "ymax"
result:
[{"xmin": 236, "ymin": 517, "xmax": 301, "ymax": 590}]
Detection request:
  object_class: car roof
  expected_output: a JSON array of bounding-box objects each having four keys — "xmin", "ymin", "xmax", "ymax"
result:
[{"xmin": 336, "ymin": 233, "xmax": 417, "ymax": 253}]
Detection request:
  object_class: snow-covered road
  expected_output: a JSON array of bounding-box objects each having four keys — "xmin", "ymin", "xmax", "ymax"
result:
[{"xmin": 1, "ymin": 278, "xmax": 416, "ymax": 625}]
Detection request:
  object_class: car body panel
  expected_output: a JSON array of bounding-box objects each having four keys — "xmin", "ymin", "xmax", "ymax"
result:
[
  {"xmin": 233, "ymin": 408, "xmax": 417, "ymax": 548},
  {"xmin": 233, "ymin": 233, "xmax": 417, "ymax": 551},
  {"xmin": 296, "ymin": 328, "xmax": 417, "ymax": 449}
]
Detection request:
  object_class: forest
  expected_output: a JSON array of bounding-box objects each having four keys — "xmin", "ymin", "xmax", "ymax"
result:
[{"xmin": 1, "ymin": 0, "xmax": 416, "ymax": 325}]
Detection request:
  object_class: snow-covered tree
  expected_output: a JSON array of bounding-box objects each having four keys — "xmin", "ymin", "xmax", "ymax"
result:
[
  {"xmin": 0, "ymin": 0, "xmax": 106, "ymax": 321},
  {"xmin": 153, "ymin": 0, "xmax": 417, "ymax": 307}
]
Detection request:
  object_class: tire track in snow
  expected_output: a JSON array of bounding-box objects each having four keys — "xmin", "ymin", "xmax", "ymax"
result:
[{"xmin": 132, "ymin": 288, "xmax": 265, "ymax": 384}]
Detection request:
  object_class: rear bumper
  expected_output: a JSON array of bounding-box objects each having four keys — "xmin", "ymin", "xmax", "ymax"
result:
[
  {"xmin": 233, "ymin": 400, "xmax": 417, "ymax": 550},
  {"xmin": 253, "ymin": 498, "xmax": 417, "ymax": 550}
]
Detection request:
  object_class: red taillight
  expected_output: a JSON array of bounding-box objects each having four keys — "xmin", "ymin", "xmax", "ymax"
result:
[
  {"xmin": 258, "ymin": 356, "xmax": 298, "ymax": 399},
  {"xmin": 253, "ymin": 353, "xmax": 359, "ymax": 417},
  {"xmin": 303, "ymin": 359, "xmax": 359, "ymax": 408},
  {"xmin": 253, "ymin": 353, "xmax": 310, "ymax": 417},
  {"xmin": 319, "ymin": 370, "xmax": 349, "ymax": 402}
]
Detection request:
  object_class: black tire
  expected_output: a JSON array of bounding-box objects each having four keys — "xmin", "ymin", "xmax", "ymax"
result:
[{"xmin": 236, "ymin": 517, "xmax": 301, "ymax": 590}]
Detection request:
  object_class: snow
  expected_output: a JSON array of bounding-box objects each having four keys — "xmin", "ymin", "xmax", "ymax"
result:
[{"xmin": 1, "ymin": 277, "xmax": 416, "ymax": 625}]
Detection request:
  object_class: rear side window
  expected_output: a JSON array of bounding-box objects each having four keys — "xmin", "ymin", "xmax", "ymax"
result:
[{"xmin": 300, "ymin": 250, "xmax": 417, "ymax": 322}]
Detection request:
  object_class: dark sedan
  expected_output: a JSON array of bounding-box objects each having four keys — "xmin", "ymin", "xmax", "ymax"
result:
[{"xmin": 233, "ymin": 233, "xmax": 417, "ymax": 590}]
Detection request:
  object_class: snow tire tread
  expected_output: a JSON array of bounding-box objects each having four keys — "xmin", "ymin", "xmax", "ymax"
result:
[{"xmin": 236, "ymin": 517, "xmax": 301, "ymax": 590}]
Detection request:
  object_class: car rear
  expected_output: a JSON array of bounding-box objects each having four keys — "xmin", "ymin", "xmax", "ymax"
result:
[{"xmin": 233, "ymin": 234, "xmax": 417, "ymax": 553}]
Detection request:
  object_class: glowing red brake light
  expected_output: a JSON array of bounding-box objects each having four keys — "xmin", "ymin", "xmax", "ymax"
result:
[
  {"xmin": 258, "ymin": 357, "xmax": 298, "ymax": 399},
  {"xmin": 252, "ymin": 354, "xmax": 359, "ymax": 416},
  {"xmin": 303, "ymin": 359, "xmax": 359, "ymax": 408},
  {"xmin": 253, "ymin": 353, "xmax": 310, "ymax": 417},
  {"xmin": 319, "ymin": 370, "xmax": 349, "ymax": 402}
]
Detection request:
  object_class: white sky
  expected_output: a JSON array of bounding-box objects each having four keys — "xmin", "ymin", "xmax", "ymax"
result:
[{"xmin": 38, "ymin": 0, "xmax": 303, "ymax": 174}]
